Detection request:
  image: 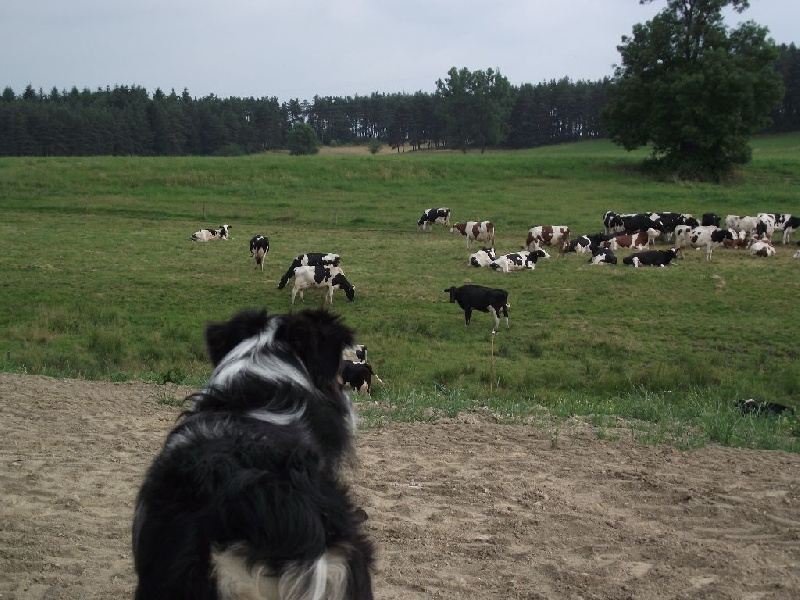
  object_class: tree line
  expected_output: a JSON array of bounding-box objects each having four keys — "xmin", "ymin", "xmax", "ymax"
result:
[{"xmin": 0, "ymin": 43, "xmax": 797, "ymax": 158}]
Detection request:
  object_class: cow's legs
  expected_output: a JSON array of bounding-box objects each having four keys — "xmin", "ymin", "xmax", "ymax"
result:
[
  {"xmin": 489, "ymin": 307, "xmax": 500, "ymax": 334},
  {"xmin": 464, "ymin": 308, "xmax": 472, "ymax": 326}
]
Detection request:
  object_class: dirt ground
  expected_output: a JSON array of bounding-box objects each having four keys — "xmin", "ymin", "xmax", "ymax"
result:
[{"xmin": 2, "ymin": 373, "xmax": 799, "ymax": 599}]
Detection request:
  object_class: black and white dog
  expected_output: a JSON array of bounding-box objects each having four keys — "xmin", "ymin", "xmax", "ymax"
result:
[{"xmin": 132, "ymin": 308, "xmax": 374, "ymax": 600}]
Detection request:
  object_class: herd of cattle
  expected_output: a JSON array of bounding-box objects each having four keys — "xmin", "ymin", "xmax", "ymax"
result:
[{"xmin": 188, "ymin": 206, "xmax": 799, "ymax": 388}]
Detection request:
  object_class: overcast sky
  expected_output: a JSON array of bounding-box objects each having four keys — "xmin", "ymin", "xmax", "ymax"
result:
[{"xmin": 2, "ymin": 1, "xmax": 797, "ymax": 102}]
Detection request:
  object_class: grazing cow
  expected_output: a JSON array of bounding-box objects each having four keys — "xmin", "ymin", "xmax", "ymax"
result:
[
  {"xmin": 249, "ymin": 234, "xmax": 269, "ymax": 271},
  {"xmin": 451, "ymin": 221, "xmax": 495, "ymax": 248},
  {"xmin": 444, "ymin": 284, "xmax": 509, "ymax": 334},
  {"xmin": 469, "ymin": 246, "xmax": 497, "ymax": 267},
  {"xmin": 490, "ymin": 249, "xmax": 549, "ymax": 272},
  {"xmin": 418, "ymin": 207, "xmax": 451, "ymax": 230},
  {"xmin": 277, "ymin": 252, "xmax": 341, "ymax": 289},
  {"xmin": 190, "ymin": 224, "xmax": 231, "ymax": 242},
  {"xmin": 677, "ymin": 226, "xmax": 743, "ymax": 260},
  {"xmin": 589, "ymin": 247, "xmax": 618, "ymax": 265},
  {"xmin": 291, "ymin": 264, "xmax": 355, "ymax": 305},
  {"xmin": 609, "ymin": 228, "xmax": 660, "ymax": 251},
  {"xmin": 702, "ymin": 213, "xmax": 721, "ymax": 227},
  {"xmin": 523, "ymin": 226, "xmax": 570, "ymax": 253},
  {"xmin": 340, "ymin": 360, "xmax": 377, "ymax": 395},
  {"xmin": 622, "ymin": 248, "xmax": 678, "ymax": 267},
  {"xmin": 619, "ymin": 213, "xmax": 665, "ymax": 235},
  {"xmin": 603, "ymin": 211, "xmax": 624, "ymax": 233},
  {"xmin": 749, "ymin": 240, "xmax": 776, "ymax": 257}
]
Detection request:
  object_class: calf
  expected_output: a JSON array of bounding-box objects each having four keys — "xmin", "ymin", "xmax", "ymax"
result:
[
  {"xmin": 418, "ymin": 207, "xmax": 451, "ymax": 230},
  {"xmin": 277, "ymin": 252, "xmax": 341, "ymax": 289},
  {"xmin": 190, "ymin": 224, "xmax": 231, "ymax": 242},
  {"xmin": 565, "ymin": 235, "xmax": 595, "ymax": 255},
  {"xmin": 291, "ymin": 264, "xmax": 355, "ymax": 305},
  {"xmin": 589, "ymin": 247, "xmax": 617, "ymax": 265},
  {"xmin": 749, "ymin": 240, "xmax": 776, "ymax": 257},
  {"xmin": 249, "ymin": 234, "xmax": 269, "ymax": 271},
  {"xmin": 622, "ymin": 248, "xmax": 678, "ymax": 267},
  {"xmin": 451, "ymin": 221, "xmax": 495, "ymax": 248},
  {"xmin": 444, "ymin": 285, "xmax": 509, "ymax": 334},
  {"xmin": 469, "ymin": 246, "xmax": 497, "ymax": 268},
  {"xmin": 489, "ymin": 249, "xmax": 548, "ymax": 272},
  {"xmin": 609, "ymin": 228, "xmax": 659, "ymax": 251},
  {"xmin": 340, "ymin": 360, "xmax": 376, "ymax": 395}
]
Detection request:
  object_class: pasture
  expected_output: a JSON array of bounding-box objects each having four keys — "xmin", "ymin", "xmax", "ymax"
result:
[{"xmin": 1, "ymin": 136, "xmax": 799, "ymax": 451}]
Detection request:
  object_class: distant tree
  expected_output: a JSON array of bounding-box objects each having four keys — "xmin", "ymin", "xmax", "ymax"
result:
[
  {"xmin": 603, "ymin": 0, "xmax": 784, "ymax": 180},
  {"xmin": 287, "ymin": 121, "xmax": 319, "ymax": 155},
  {"xmin": 436, "ymin": 67, "xmax": 514, "ymax": 152}
]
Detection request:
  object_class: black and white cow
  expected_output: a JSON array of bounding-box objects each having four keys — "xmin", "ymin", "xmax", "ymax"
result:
[
  {"xmin": 619, "ymin": 213, "xmax": 665, "ymax": 235},
  {"xmin": 781, "ymin": 215, "xmax": 800, "ymax": 245},
  {"xmin": 469, "ymin": 246, "xmax": 497, "ymax": 267},
  {"xmin": 249, "ymin": 235, "xmax": 270, "ymax": 271},
  {"xmin": 343, "ymin": 343, "xmax": 368, "ymax": 363},
  {"xmin": 588, "ymin": 247, "xmax": 617, "ymax": 265},
  {"xmin": 653, "ymin": 212, "xmax": 699, "ymax": 242},
  {"xmin": 290, "ymin": 264, "xmax": 355, "ymax": 305},
  {"xmin": 340, "ymin": 360, "xmax": 377, "ymax": 395},
  {"xmin": 277, "ymin": 253, "xmax": 341, "ymax": 289},
  {"xmin": 191, "ymin": 224, "xmax": 231, "ymax": 242},
  {"xmin": 676, "ymin": 226, "xmax": 744, "ymax": 260},
  {"xmin": 489, "ymin": 249, "xmax": 549, "ymax": 272},
  {"xmin": 418, "ymin": 207, "xmax": 451, "ymax": 231},
  {"xmin": 444, "ymin": 285, "xmax": 509, "ymax": 334},
  {"xmin": 603, "ymin": 211, "xmax": 624, "ymax": 233},
  {"xmin": 759, "ymin": 213, "xmax": 799, "ymax": 244},
  {"xmin": 622, "ymin": 248, "xmax": 678, "ymax": 267},
  {"xmin": 565, "ymin": 235, "xmax": 595, "ymax": 255}
]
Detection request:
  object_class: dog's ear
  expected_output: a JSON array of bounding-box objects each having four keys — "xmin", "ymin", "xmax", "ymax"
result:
[
  {"xmin": 278, "ymin": 309, "xmax": 355, "ymax": 387},
  {"xmin": 205, "ymin": 309, "xmax": 270, "ymax": 366}
]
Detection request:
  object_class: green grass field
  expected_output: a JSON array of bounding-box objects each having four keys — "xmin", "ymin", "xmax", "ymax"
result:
[{"xmin": 2, "ymin": 136, "xmax": 799, "ymax": 450}]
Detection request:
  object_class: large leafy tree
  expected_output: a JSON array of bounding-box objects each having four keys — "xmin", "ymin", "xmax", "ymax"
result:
[{"xmin": 603, "ymin": 0, "xmax": 783, "ymax": 179}]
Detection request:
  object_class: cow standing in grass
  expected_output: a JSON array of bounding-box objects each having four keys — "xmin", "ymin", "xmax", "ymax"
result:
[
  {"xmin": 444, "ymin": 284, "xmax": 509, "ymax": 334},
  {"xmin": 249, "ymin": 235, "xmax": 269, "ymax": 271}
]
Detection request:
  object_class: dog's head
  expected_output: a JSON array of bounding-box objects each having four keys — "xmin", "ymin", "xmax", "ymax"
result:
[
  {"xmin": 196, "ymin": 309, "xmax": 358, "ymax": 461},
  {"xmin": 205, "ymin": 308, "xmax": 354, "ymax": 390}
]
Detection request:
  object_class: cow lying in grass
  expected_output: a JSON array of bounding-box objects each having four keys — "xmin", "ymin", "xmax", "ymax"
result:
[{"xmin": 191, "ymin": 224, "xmax": 230, "ymax": 242}]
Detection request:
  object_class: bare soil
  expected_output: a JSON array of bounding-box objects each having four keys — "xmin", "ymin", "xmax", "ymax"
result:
[{"xmin": 2, "ymin": 373, "xmax": 799, "ymax": 599}]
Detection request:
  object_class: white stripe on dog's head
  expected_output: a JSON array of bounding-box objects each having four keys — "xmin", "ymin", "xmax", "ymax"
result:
[{"xmin": 207, "ymin": 316, "xmax": 315, "ymax": 394}]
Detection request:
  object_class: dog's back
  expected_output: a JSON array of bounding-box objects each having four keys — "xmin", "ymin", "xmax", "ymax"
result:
[{"xmin": 133, "ymin": 309, "xmax": 374, "ymax": 599}]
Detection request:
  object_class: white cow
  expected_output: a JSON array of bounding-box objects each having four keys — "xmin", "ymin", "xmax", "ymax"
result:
[{"xmin": 290, "ymin": 264, "xmax": 355, "ymax": 305}]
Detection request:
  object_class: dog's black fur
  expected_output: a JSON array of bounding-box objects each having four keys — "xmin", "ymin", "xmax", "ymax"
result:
[{"xmin": 132, "ymin": 308, "xmax": 374, "ymax": 599}]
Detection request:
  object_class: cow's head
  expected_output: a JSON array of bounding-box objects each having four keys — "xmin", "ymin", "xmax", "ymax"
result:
[
  {"xmin": 450, "ymin": 223, "xmax": 466, "ymax": 235},
  {"xmin": 332, "ymin": 274, "xmax": 355, "ymax": 302},
  {"xmin": 444, "ymin": 286, "xmax": 458, "ymax": 302}
]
